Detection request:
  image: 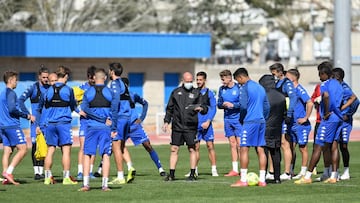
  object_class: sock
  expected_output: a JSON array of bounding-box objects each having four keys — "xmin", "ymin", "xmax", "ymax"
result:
[
  {"xmin": 330, "ymin": 171, "xmax": 337, "ymax": 179},
  {"xmin": 343, "ymin": 167, "xmax": 349, "ymax": 175},
  {"xmin": 300, "ymin": 166, "xmax": 307, "ymax": 175},
  {"xmin": 195, "ymin": 166, "xmax": 198, "ymax": 174},
  {"xmin": 63, "ymin": 170, "xmax": 70, "ymax": 178},
  {"xmin": 232, "ymin": 162, "xmax": 239, "ymax": 173},
  {"xmin": 269, "ymin": 171, "xmax": 274, "ymax": 175},
  {"xmin": 83, "ymin": 176, "xmax": 89, "ymax": 186},
  {"xmin": 127, "ymin": 162, "xmax": 133, "ymax": 171},
  {"xmin": 259, "ymin": 170, "xmax": 266, "ymax": 183},
  {"xmin": 97, "ymin": 167, "xmax": 102, "ymax": 174},
  {"xmin": 117, "ymin": 171, "xmax": 124, "ymax": 180},
  {"xmin": 149, "ymin": 150, "xmax": 162, "ymax": 169},
  {"xmin": 6, "ymin": 166, "xmax": 14, "ymax": 174},
  {"xmin": 169, "ymin": 169, "xmax": 175, "ymax": 177},
  {"xmin": 45, "ymin": 170, "xmax": 52, "ymax": 178},
  {"xmin": 304, "ymin": 171, "xmax": 312, "ymax": 179},
  {"xmin": 78, "ymin": 164, "xmax": 83, "ymax": 174},
  {"xmin": 90, "ymin": 164, "xmax": 93, "ymax": 173},
  {"xmin": 102, "ymin": 177, "xmax": 109, "ymax": 188},
  {"xmin": 240, "ymin": 168, "xmax": 247, "ymax": 182},
  {"xmin": 211, "ymin": 165, "xmax": 217, "ymax": 171},
  {"xmin": 39, "ymin": 167, "xmax": 44, "ymax": 175},
  {"xmin": 158, "ymin": 167, "xmax": 165, "ymax": 173},
  {"xmin": 323, "ymin": 167, "xmax": 329, "ymax": 177},
  {"xmin": 190, "ymin": 168, "xmax": 196, "ymax": 176},
  {"xmin": 290, "ymin": 164, "xmax": 294, "ymax": 174},
  {"xmin": 34, "ymin": 166, "xmax": 39, "ymax": 174}
]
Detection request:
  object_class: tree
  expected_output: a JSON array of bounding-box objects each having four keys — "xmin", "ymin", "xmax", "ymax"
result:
[{"xmin": 0, "ymin": 0, "xmax": 158, "ymax": 32}]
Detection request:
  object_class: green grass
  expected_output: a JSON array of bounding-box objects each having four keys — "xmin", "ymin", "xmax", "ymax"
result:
[{"xmin": 1, "ymin": 142, "xmax": 360, "ymax": 203}]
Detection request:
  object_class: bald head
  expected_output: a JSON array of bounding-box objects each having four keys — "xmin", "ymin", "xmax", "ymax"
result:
[
  {"xmin": 48, "ymin": 73, "xmax": 58, "ymax": 85},
  {"xmin": 182, "ymin": 72, "xmax": 193, "ymax": 83}
]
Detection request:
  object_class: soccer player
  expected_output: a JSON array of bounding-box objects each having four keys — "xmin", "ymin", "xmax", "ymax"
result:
[
  {"xmin": 295, "ymin": 61, "xmax": 343, "ymax": 184},
  {"xmin": 285, "ymin": 69, "xmax": 313, "ymax": 179},
  {"xmin": 259, "ymin": 74, "xmax": 286, "ymax": 184},
  {"xmin": 121, "ymin": 77, "xmax": 166, "ymax": 176},
  {"xmin": 162, "ymin": 72, "xmax": 208, "ymax": 181},
  {"xmin": 108, "ymin": 62, "xmax": 135, "ymax": 184},
  {"xmin": 217, "ymin": 69, "xmax": 241, "ymax": 176},
  {"xmin": 0, "ymin": 71, "xmax": 35, "ymax": 185},
  {"xmin": 36, "ymin": 66, "xmax": 78, "ymax": 185},
  {"xmin": 78, "ymin": 68, "xmax": 116, "ymax": 192},
  {"xmin": 230, "ymin": 67, "xmax": 270, "ymax": 187},
  {"xmin": 269, "ymin": 63, "xmax": 296, "ymax": 180},
  {"xmin": 74, "ymin": 66, "xmax": 97, "ymax": 180},
  {"xmin": 188, "ymin": 71, "xmax": 218, "ymax": 177},
  {"xmin": 18, "ymin": 65, "xmax": 49, "ymax": 180},
  {"xmin": 333, "ymin": 67, "xmax": 359, "ymax": 180}
]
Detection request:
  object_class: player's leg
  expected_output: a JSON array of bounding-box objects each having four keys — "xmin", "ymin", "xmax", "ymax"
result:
[
  {"xmin": 110, "ymin": 140, "xmax": 125, "ymax": 184},
  {"xmin": 164, "ymin": 131, "xmax": 182, "ymax": 181},
  {"xmin": 339, "ymin": 123, "xmax": 351, "ymax": 180},
  {"xmin": 226, "ymin": 135, "xmax": 239, "ymax": 176},
  {"xmin": 206, "ymin": 141, "xmax": 218, "ymax": 176},
  {"xmin": 280, "ymin": 133, "xmax": 292, "ymax": 180},
  {"xmin": 256, "ymin": 146, "xmax": 267, "ymax": 186},
  {"xmin": 44, "ymin": 146, "xmax": 56, "ymax": 184},
  {"xmin": 295, "ymin": 143, "xmax": 324, "ymax": 184},
  {"xmin": 58, "ymin": 123, "xmax": 77, "ymax": 185},
  {"xmin": 187, "ymin": 144, "xmax": 197, "ymax": 181},
  {"xmin": 89, "ymin": 155, "xmax": 96, "ymax": 178},
  {"xmin": 30, "ymin": 123, "xmax": 40, "ymax": 179},
  {"xmin": 328, "ymin": 140, "xmax": 339, "ymax": 182},
  {"xmin": 77, "ymin": 136, "xmax": 85, "ymax": 180},
  {"xmin": 101, "ymin": 154, "xmax": 111, "ymax": 191},
  {"xmin": 122, "ymin": 146, "xmax": 136, "ymax": 183},
  {"xmin": 142, "ymin": 141, "xmax": 166, "ymax": 176}
]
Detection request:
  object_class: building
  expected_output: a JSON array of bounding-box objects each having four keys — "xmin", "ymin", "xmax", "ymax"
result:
[{"xmin": 0, "ymin": 31, "xmax": 211, "ymax": 128}]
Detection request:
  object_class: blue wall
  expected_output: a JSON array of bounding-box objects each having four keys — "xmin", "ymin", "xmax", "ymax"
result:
[{"xmin": 0, "ymin": 32, "xmax": 211, "ymax": 59}]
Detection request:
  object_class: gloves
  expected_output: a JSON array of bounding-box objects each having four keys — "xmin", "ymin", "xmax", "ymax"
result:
[{"xmin": 284, "ymin": 116, "xmax": 293, "ymax": 125}]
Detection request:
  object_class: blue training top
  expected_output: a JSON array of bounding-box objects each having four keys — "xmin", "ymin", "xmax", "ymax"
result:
[
  {"xmin": 320, "ymin": 78, "xmax": 343, "ymax": 122},
  {"xmin": 293, "ymin": 84, "xmax": 311, "ymax": 121},
  {"xmin": 240, "ymin": 80, "xmax": 270, "ymax": 123},
  {"xmin": 81, "ymin": 84, "xmax": 117, "ymax": 132},
  {"xmin": 198, "ymin": 88, "xmax": 216, "ymax": 124},
  {"xmin": 129, "ymin": 92, "xmax": 148, "ymax": 123},
  {"xmin": 0, "ymin": 87, "xmax": 28, "ymax": 128},
  {"xmin": 36, "ymin": 82, "xmax": 77, "ymax": 124},
  {"xmin": 276, "ymin": 78, "xmax": 296, "ymax": 118},
  {"xmin": 18, "ymin": 81, "xmax": 49, "ymax": 126},
  {"xmin": 109, "ymin": 78, "xmax": 132, "ymax": 118},
  {"xmin": 217, "ymin": 83, "xmax": 241, "ymax": 120},
  {"xmin": 340, "ymin": 82, "xmax": 359, "ymax": 123}
]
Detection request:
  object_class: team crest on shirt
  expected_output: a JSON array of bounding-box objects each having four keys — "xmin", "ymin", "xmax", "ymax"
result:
[
  {"xmin": 178, "ymin": 92, "xmax": 182, "ymax": 95},
  {"xmin": 232, "ymin": 90, "xmax": 237, "ymax": 95},
  {"xmin": 189, "ymin": 93, "xmax": 194, "ymax": 98}
]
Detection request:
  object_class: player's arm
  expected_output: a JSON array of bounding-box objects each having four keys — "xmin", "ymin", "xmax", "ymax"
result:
[
  {"xmin": 18, "ymin": 84, "xmax": 35, "ymax": 115},
  {"xmin": 207, "ymin": 90, "xmax": 217, "ymax": 121},
  {"xmin": 263, "ymin": 94, "xmax": 270, "ymax": 120},
  {"xmin": 164, "ymin": 91, "xmax": 174, "ymax": 124},
  {"xmin": 7, "ymin": 90, "xmax": 30, "ymax": 120},
  {"xmin": 341, "ymin": 94, "xmax": 357, "ymax": 111},
  {"xmin": 217, "ymin": 87, "xmax": 225, "ymax": 109},
  {"xmin": 284, "ymin": 81, "xmax": 296, "ymax": 118},
  {"xmin": 81, "ymin": 91, "xmax": 107, "ymax": 123},
  {"xmin": 197, "ymin": 91, "xmax": 208, "ymax": 115},
  {"xmin": 133, "ymin": 93, "xmax": 148, "ymax": 122},
  {"xmin": 110, "ymin": 91, "xmax": 118, "ymax": 132},
  {"xmin": 322, "ymin": 91, "xmax": 331, "ymax": 120},
  {"xmin": 239, "ymin": 85, "xmax": 248, "ymax": 123}
]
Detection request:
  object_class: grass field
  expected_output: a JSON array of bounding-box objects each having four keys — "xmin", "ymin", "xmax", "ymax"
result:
[{"xmin": 1, "ymin": 142, "xmax": 359, "ymax": 203}]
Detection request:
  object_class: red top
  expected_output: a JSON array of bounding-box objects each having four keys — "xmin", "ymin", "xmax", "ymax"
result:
[{"xmin": 310, "ymin": 84, "xmax": 321, "ymax": 123}]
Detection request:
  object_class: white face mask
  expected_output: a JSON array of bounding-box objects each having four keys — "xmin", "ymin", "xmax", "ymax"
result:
[{"xmin": 184, "ymin": 82, "xmax": 193, "ymax": 90}]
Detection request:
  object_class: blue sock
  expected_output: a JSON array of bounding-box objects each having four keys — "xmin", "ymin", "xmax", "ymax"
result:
[{"xmin": 149, "ymin": 150, "xmax": 162, "ymax": 169}]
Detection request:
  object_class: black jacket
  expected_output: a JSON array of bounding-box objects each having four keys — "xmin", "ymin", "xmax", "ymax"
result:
[
  {"xmin": 164, "ymin": 85, "xmax": 208, "ymax": 132},
  {"xmin": 259, "ymin": 75, "xmax": 286, "ymax": 148}
]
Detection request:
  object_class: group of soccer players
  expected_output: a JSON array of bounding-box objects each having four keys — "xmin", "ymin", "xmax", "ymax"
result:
[{"xmin": 0, "ymin": 60, "xmax": 358, "ymax": 190}]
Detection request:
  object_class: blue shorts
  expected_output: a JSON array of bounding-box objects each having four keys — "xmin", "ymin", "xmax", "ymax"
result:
[
  {"xmin": 336, "ymin": 122, "xmax": 352, "ymax": 143},
  {"xmin": 78, "ymin": 118, "xmax": 87, "ymax": 137},
  {"xmin": 281, "ymin": 121, "xmax": 288, "ymax": 135},
  {"xmin": 30, "ymin": 122, "xmax": 37, "ymax": 143},
  {"xmin": 127, "ymin": 123, "xmax": 149, "ymax": 146},
  {"xmin": 315, "ymin": 121, "xmax": 342, "ymax": 146},
  {"xmin": 1, "ymin": 128, "xmax": 27, "ymax": 147},
  {"xmin": 197, "ymin": 123, "xmax": 214, "ymax": 142},
  {"xmin": 239, "ymin": 122, "xmax": 266, "ymax": 147},
  {"xmin": 113, "ymin": 118, "xmax": 130, "ymax": 141},
  {"xmin": 45, "ymin": 123, "xmax": 73, "ymax": 147},
  {"xmin": 84, "ymin": 128, "xmax": 112, "ymax": 156},
  {"xmin": 224, "ymin": 119, "xmax": 242, "ymax": 137},
  {"xmin": 289, "ymin": 123, "xmax": 311, "ymax": 145}
]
